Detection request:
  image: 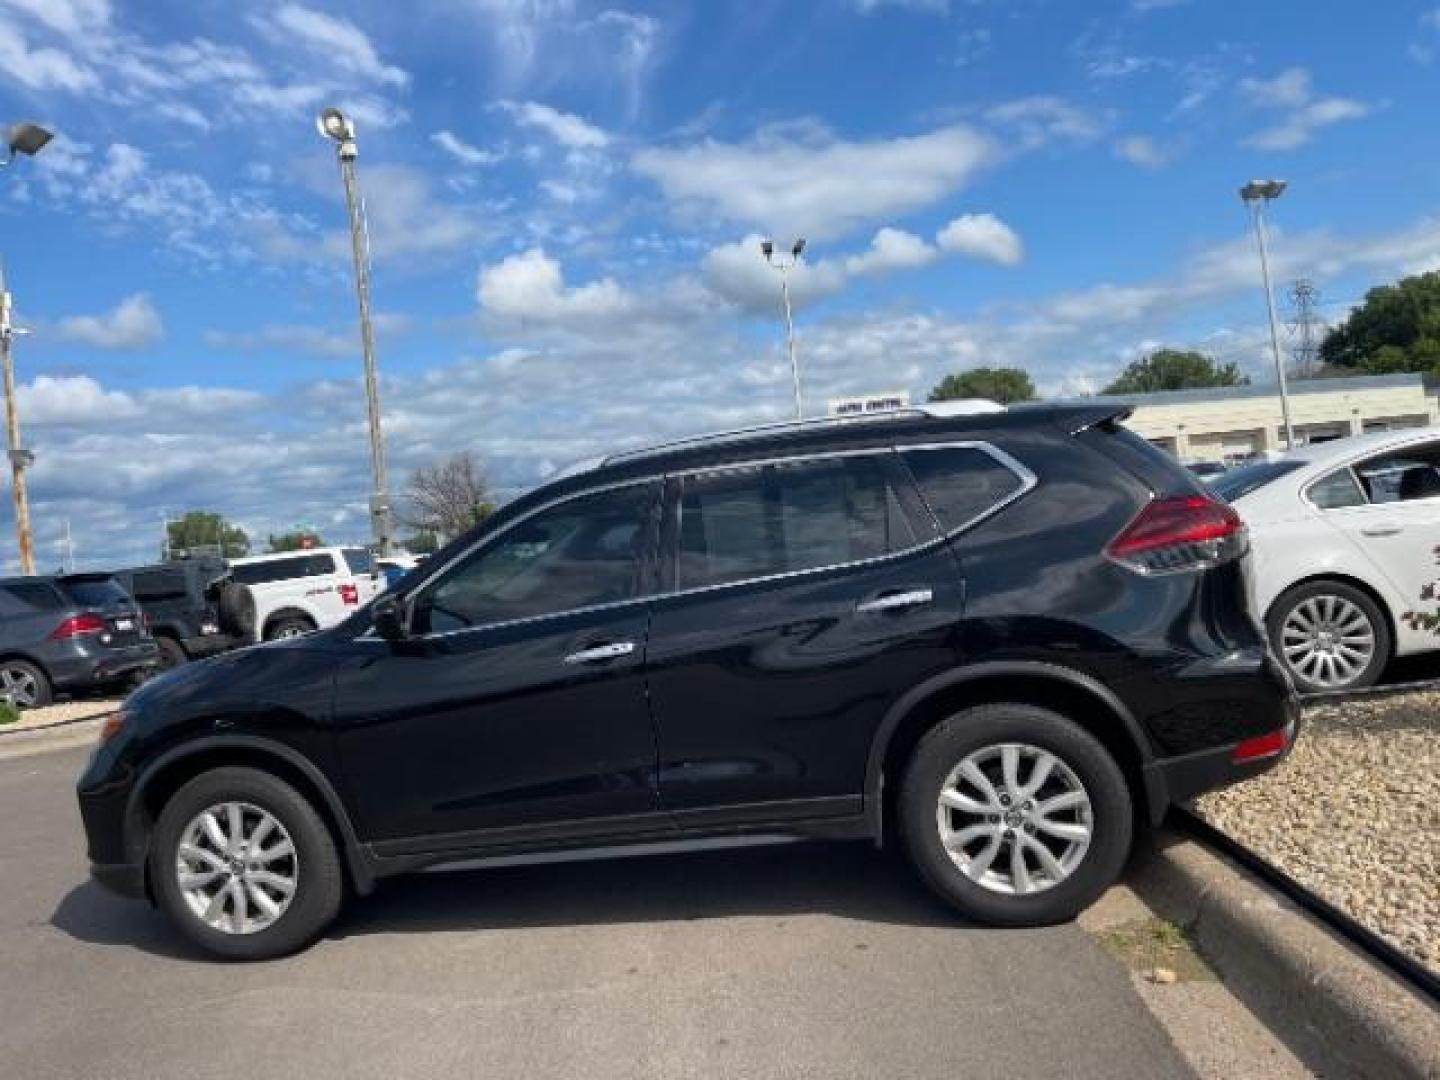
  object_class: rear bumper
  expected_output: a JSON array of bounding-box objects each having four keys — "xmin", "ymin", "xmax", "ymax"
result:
[
  {"xmin": 178, "ymin": 632, "xmax": 238, "ymax": 659},
  {"xmin": 48, "ymin": 642, "xmax": 161, "ymax": 689},
  {"xmin": 1143, "ymin": 710, "xmax": 1299, "ymax": 824}
]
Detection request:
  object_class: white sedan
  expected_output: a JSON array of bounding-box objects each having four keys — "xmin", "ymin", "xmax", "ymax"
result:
[{"xmin": 1213, "ymin": 427, "xmax": 1440, "ymax": 693}]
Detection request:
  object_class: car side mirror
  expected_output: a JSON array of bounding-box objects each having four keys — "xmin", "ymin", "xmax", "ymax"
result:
[{"xmin": 371, "ymin": 595, "xmax": 408, "ymax": 641}]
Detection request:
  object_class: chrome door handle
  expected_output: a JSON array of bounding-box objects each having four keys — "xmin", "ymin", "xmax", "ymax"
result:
[
  {"xmin": 1360, "ymin": 524, "xmax": 1402, "ymax": 537},
  {"xmin": 855, "ymin": 588, "xmax": 934, "ymax": 614},
  {"xmin": 563, "ymin": 641, "xmax": 636, "ymax": 664}
]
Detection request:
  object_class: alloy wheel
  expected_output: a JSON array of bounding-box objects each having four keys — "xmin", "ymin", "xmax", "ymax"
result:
[
  {"xmin": 1280, "ymin": 594, "xmax": 1375, "ymax": 690},
  {"xmin": 0, "ymin": 664, "xmax": 40, "ymax": 708},
  {"xmin": 176, "ymin": 802, "xmax": 299, "ymax": 935},
  {"xmin": 935, "ymin": 742, "xmax": 1093, "ymax": 896}
]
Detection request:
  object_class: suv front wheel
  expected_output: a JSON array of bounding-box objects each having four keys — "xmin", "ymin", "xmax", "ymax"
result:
[
  {"xmin": 899, "ymin": 703, "xmax": 1132, "ymax": 926},
  {"xmin": 150, "ymin": 767, "xmax": 343, "ymax": 960}
]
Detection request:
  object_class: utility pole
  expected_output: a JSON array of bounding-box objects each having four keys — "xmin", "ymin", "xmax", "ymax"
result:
[
  {"xmin": 317, "ymin": 107, "xmax": 394, "ymax": 555},
  {"xmin": 1287, "ymin": 279, "xmax": 1323, "ymax": 378},
  {"xmin": 1239, "ymin": 180, "xmax": 1295, "ymax": 451},
  {"xmin": 62, "ymin": 518, "xmax": 73, "ymax": 573},
  {"xmin": 761, "ymin": 238, "xmax": 807, "ymax": 420},
  {"xmin": 0, "ymin": 272, "xmax": 35, "ymax": 575}
]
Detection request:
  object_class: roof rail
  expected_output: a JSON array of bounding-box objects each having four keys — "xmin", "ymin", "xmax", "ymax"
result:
[{"xmin": 599, "ymin": 399, "xmax": 1005, "ymax": 467}]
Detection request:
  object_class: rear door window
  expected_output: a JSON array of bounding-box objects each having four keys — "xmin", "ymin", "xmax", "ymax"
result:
[
  {"xmin": 900, "ymin": 446, "xmax": 1026, "ymax": 533},
  {"xmin": 232, "ymin": 555, "xmax": 335, "ymax": 585},
  {"xmin": 676, "ymin": 454, "xmax": 918, "ymax": 590},
  {"xmin": 1, "ymin": 581, "xmax": 63, "ymax": 609}
]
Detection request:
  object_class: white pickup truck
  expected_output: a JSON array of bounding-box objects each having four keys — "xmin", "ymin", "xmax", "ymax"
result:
[{"xmin": 228, "ymin": 547, "xmax": 382, "ymax": 640}]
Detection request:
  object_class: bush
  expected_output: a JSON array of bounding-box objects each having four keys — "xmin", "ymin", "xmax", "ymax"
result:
[{"xmin": 0, "ymin": 700, "xmax": 19, "ymax": 726}]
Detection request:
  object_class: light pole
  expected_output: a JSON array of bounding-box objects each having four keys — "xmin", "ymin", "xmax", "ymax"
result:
[
  {"xmin": 0, "ymin": 121, "xmax": 54, "ymax": 576},
  {"xmin": 1240, "ymin": 179, "xmax": 1295, "ymax": 451},
  {"xmin": 761, "ymin": 237, "xmax": 806, "ymax": 420},
  {"xmin": 317, "ymin": 107, "xmax": 394, "ymax": 555}
]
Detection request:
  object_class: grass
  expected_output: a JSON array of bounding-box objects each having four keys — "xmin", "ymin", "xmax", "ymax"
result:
[
  {"xmin": 0, "ymin": 701, "xmax": 19, "ymax": 726},
  {"xmin": 1099, "ymin": 917, "xmax": 1216, "ymax": 983}
]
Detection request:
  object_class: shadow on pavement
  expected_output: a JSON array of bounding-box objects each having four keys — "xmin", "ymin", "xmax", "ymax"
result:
[{"xmin": 51, "ymin": 840, "xmax": 968, "ymax": 958}]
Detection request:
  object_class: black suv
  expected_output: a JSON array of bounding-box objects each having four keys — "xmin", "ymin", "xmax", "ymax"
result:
[
  {"xmin": 78, "ymin": 403, "xmax": 1296, "ymax": 959},
  {"xmin": 110, "ymin": 559, "xmax": 238, "ymax": 671}
]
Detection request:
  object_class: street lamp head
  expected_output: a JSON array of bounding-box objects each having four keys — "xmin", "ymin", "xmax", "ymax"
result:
[
  {"xmin": 316, "ymin": 107, "xmax": 354, "ymax": 143},
  {"xmin": 791, "ymin": 238, "xmax": 806, "ymax": 259},
  {"xmin": 3, "ymin": 122, "xmax": 53, "ymax": 165},
  {"xmin": 760, "ymin": 238, "xmax": 775, "ymax": 260},
  {"xmin": 1239, "ymin": 179, "xmax": 1287, "ymax": 203}
]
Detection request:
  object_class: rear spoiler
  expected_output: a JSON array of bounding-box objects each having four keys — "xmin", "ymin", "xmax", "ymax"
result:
[{"xmin": 1046, "ymin": 403, "xmax": 1134, "ymax": 436}]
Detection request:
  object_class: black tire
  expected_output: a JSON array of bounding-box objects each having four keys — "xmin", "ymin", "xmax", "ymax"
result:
[
  {"xmin": 216, "ymin": 582, "xmax": 256, "ymax": 640},
  {"xmin": 149, "ymin": 767, "xmax": 343, "ymax": 960},
  {"xmin": 1266, "ymin": 580, "xmax": 1390, "ymax": 694},
  {"xmin": 265, "ymin": 614, "xmax": 315, "ymax": 641},
  {"xmin": 898, "ymin": 703, "xmax": 1132, "ymax": 927},
  {"xmin": 0, "ymin": 658, "xmax": 52, "ymax": 708},
  {"xmin": 154, "ymin": 636, "xmax": 188, "ymax": 671}
]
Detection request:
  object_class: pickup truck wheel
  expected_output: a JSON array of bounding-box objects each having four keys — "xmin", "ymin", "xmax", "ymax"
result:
[
  {"xmin": 899, "ymin": 703, "xmax": 1132, "ymax": 927},
  {"xmin": 150, "ymin": 767, "xmax": 343, "ymax": 960},
  {"xmin": 266, "ymin": 616, "xmax": 315, "ymax": 640},
  {"xmin": 0, "ymin": 659, "xmax": 52, "ymax": 708},
  {"xmin": 155, "ymin": 636, "xmax": 187, "ymax": 670}
]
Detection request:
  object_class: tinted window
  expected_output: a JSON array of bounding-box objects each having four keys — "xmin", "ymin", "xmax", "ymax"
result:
[
  {"xmin": 1, "ymin": 581, "xmax": 62, "ymax": 609},
  {"xmin": 341, "ymin": 548, "xmax": 374, "ymax": 575},
  {"xmin": 677, "ymin": 455, "xmax": 917, "ymax": 590},
  {"xmin": 414, "ymin": 482, "xmax": 656, "ymax": 633},
  {"xmin": 1355, "ymin": 448, "xmax": 1440, "ymax": 504},
  {"xmin": 232, "ymin": 554, "xmax": 336, "ymax": 585},
  {"xmin": 1210, "ymin": 460, "xmax": 1304, "ymax": 503},
  {"xmin": 129, "ymin": 569, "xmax": 188, "ymax": 602},
  {"xmin": 58, "ymin": 577, "xmax": 129, "ymax": 608},
  {"xmin": 1307, "ymin": 469, "xmax": 1367, "ymax": 510},
  {"xmin": 901, "ymin": 446, "xmax": 1024, "ymax": 532}
]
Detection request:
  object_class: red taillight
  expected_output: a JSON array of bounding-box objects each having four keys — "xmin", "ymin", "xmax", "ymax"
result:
[
  {"xmin": 49, "ymin": 614, "xmax": 106, "ymax": 640},
  {"xmin": 1232, "ymin": 728, "xmax": 1289, "ymax": 764},
  {"xmin": 339, "ymin": 583, "xmax": 359, "ymax": 606},
  {"xmin": 1106, "ymin": 495, "xmax": 1246, "ymax": 574}
]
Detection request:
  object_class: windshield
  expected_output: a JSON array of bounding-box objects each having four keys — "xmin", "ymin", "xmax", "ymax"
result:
[
  {"xmin": 1209, "ymin": 460, "xmax": 1305, "ymax": 503},
  {"xmin": 58, "ymin": 576, "xmax": 131, "ymax": 609}
]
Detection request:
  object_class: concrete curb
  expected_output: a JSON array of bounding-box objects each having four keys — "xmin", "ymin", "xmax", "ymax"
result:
[
  {"xmin": 0, "ymin": 716, "xmax": 106, "ymax": 761},
  {"xmin": 0, "ymin": 710, "xmax": 111, "ymax": 738},
  {"xmin": 1130, "ymin": 830, "xmax": 1440, "ymax": 1080}
]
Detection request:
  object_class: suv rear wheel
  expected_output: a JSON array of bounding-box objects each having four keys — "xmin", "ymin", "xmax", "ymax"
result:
[
  {"xmin": 0, "ymin": 658, "xmax": 52, "ymax": 708},
  {"xmin": 898, "ymin": 703, "xmax": 1132, "ymax": 926},
  {"xmin": 150, "ymin": 767, "xmax": 343, "ymax": 960}
]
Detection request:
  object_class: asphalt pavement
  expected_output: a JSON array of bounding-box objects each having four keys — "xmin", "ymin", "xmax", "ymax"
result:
[{"xmin": 1, "ymin": 745, "xmax": 1196, "ymax": 1080}]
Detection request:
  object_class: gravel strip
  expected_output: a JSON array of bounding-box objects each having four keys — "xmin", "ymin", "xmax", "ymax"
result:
[
  {"xmin": 0, "ymin": 698, "xmax": 123, "ymax": 734},
  {"xmin": 1196, "ymin": 692, "xmax": 1439, "ymax": 974}
]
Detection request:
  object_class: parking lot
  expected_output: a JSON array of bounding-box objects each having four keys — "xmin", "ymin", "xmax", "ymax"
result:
[{"xmin": 0, "ymin": 746, "xmax": 1203, "ymax": 1080}]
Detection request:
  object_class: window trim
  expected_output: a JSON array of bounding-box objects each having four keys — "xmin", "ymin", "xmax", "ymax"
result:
[{"xmin": 384, "ymin": 440, "xmax": 1034, "ymax": 639}]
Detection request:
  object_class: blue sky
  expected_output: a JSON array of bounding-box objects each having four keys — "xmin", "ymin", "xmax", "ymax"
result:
[{"xmin": 1, "ymin": 0, "xmax": 1439, "ymax": 568}]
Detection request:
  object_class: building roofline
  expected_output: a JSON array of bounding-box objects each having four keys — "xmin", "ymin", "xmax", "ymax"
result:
[{"xmin": 1058, "ymin": 372, "xmax": 1425, "ymax": 410}]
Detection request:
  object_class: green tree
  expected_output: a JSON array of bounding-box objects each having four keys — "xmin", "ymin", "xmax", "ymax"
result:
[
  {"xmin": 402, "ymin": 531, "xmax": 440, "ymax": 555},
  {"xmin": 267, "ymin": 530, "xmax": 325, "ymax": 553},
  {"xmin": 1319, "ymin": 271, "xmax": 1440, "ymax": 374},
  {"xmin": 165, "ymin": 511, "xmax": 249, "ymax": 559},
  {"xmin": 1103, "ymin": 349, "xmax": 1248, "ymax": 395},
  {"xmin": 927, "ymin": 366, "xmax": 1037, "ymax": 405}
]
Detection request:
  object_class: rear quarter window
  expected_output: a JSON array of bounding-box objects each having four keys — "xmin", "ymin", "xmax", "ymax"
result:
[
  {"xmin": 0, "ymin": 581, "xmax": 63, "ymax": 610},
  {"xmin": 900, "ymin": 446, "xmax": 1026, "ymax": 533},
  {"xmin": 58, "ymin": 577, "xmax": 129, "ymax": 608}
]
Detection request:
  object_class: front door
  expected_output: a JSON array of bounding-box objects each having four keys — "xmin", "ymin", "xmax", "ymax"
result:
[
  {"xmin": 333, "ymin": 480, "xmax": 666, "ymax": 851},
  {"xmin": 645, "ymin": 450, "xmax": 966, "ymax": 826}
]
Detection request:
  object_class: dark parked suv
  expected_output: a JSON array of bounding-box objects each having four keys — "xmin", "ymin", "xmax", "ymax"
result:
[
  {"xmin": 110, "ymin": 558, "xmax": 238, "ymax": 670},
  {"xmin": 0, "ymin": 574, "xmax": 159, "ymax": 707},
  {"xmin": 78, "ymin": 403, "xmax": 1297, "ymax": 959}
]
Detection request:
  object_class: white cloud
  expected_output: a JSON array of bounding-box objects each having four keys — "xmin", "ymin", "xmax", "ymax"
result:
[
  {"xmin": 499, "ymin": 100, "xmax": 609, "ymax": 148},
  {"xmin": 1130, "ymin": 0, "xmax": 1189, "ymax": 11},
  {"xmin": 203, "ymin": 315, "xmax": 410, "ymax": 359},
  {"xmin": 0, "ymin": 0, "xmax": 109, "ymax": 36},
  {"xmin": 844, "ymin": 228, "xmax": 937, "ymax": 275},
  {"xmin": 431, "ymin": 130, "xmax": 501, "ymax": 167},
  {"xmin": 936, "ymin": 213, "xmax": 1023, "ymax": 266},
  {"xmin": 1238, "ymin": 67, "xmax": 1370, "ymax": 150},
  {"xmin": 851, "ymin": 0, "xmax": 948, "ymax": 12},
  {"xmin": 632, "ymin": 122, "xmax": 996, "ymax": 240},
  {"xmin": 0, "ymin": 15, "xmax": 98, "ymax": 91},
  {"xmin": 477, "ymin": 247, "xmax": 634, "ymax": 324},
  {"xmin": 259, "ymin": 4, "xmax": 408, "ymax": 87},
  {"xmin": 1113, "ymin": 135, "xmax": 1172, "ymax": 169},
  {"xmin": 985, "ymin": 96, "xmax": 1107, "ymax": 146},
  {"xmin": 54, "ymin": 293, "xmax": 164, "ymax": 350}
]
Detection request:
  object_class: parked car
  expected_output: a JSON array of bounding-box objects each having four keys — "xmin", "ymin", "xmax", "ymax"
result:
[
  {"xmin": 79, "ymin": 402, "xmax": 1296, "ymax": 959},
  {"xmin": 0, "ymin": 573, "xmax": 159, "ymax": 707},
  {"xmin": 227, "ymin": 547, "xmax": 382, "ymax": 640},
  {"xmin": 1183, "ymin": 459, "xmax": 1228, "ymax": 481},
  {"xmin": 110, "ymin": 558, "xmax": 238, "ymax": 670},
  {"xmin": 1213, "ymin": 426, "xmax": 1440, "ymax": 693},
  {"xmin": 376, "ymin": 553, "xmax": 419, "ymax": 591}
]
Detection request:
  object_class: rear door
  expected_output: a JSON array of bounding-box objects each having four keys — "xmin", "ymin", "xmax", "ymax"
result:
[{"xmin": 645, "ymin": 449, "xmax": 965, "ymax": 825}]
